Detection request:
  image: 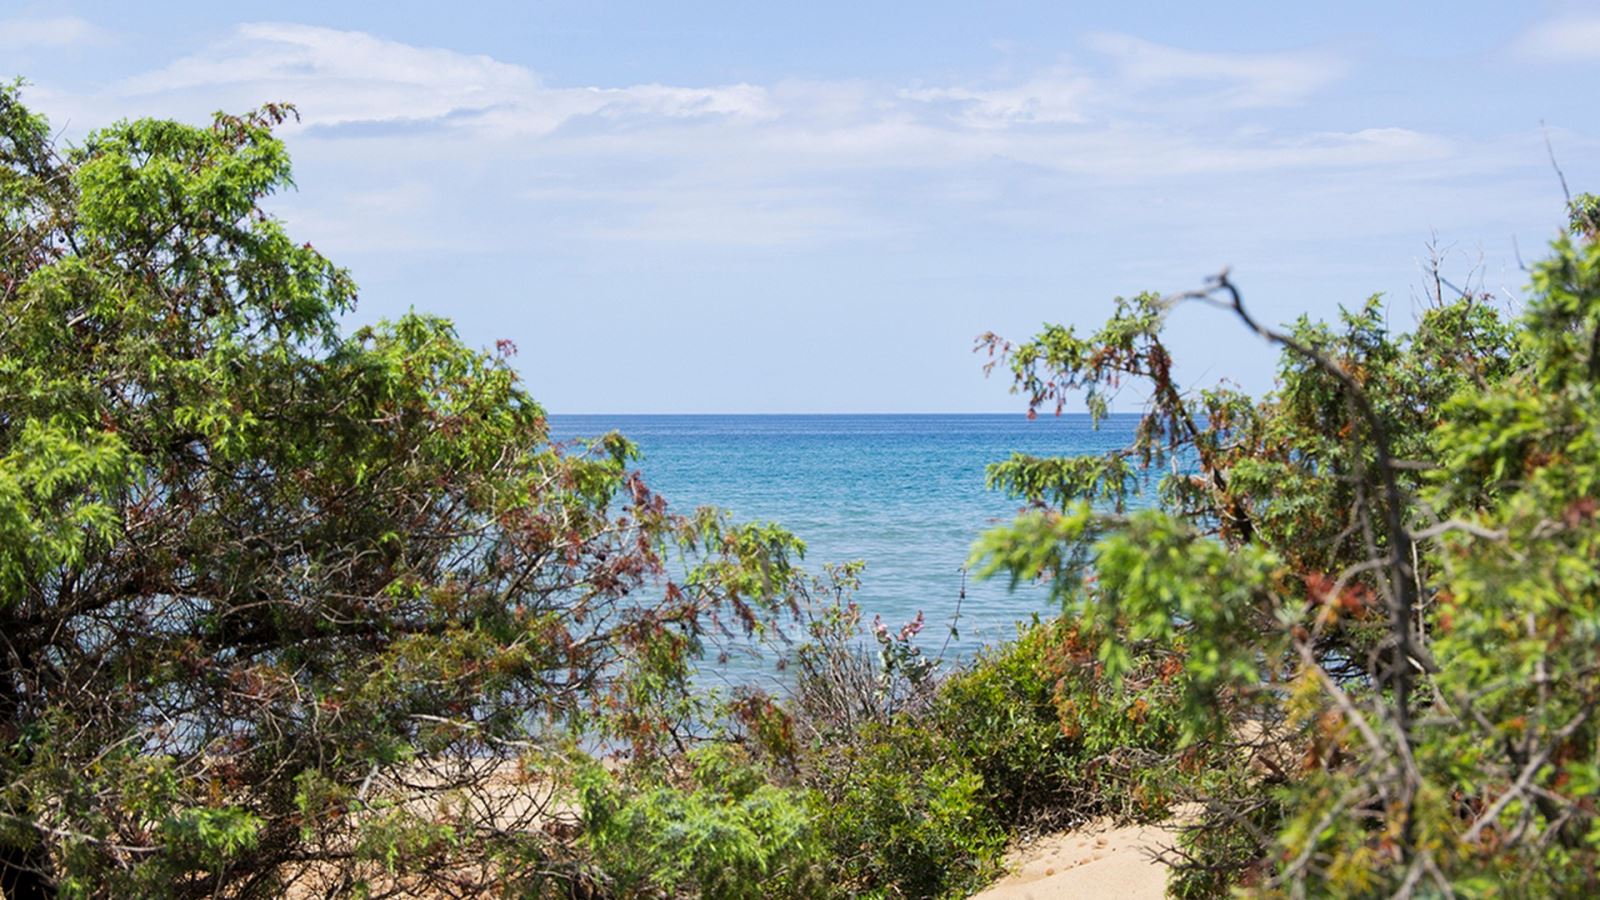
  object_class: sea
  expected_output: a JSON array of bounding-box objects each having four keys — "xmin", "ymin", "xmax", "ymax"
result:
[{"xmin": 547, "ymin": 413, "xmax": 1140, "ymax": 686}]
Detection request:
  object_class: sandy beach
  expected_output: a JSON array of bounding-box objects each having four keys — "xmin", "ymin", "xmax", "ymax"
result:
[{"xmin": 971, "ymin": 819, "xmax": 1178, "ymax": 900}]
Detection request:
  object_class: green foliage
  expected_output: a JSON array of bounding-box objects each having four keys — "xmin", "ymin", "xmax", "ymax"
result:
[
  {"xmin": 789, "ymin": 587, "xmax": 1192, "ymax": 898},
  {"xmin": 934, "ymin": 617, "xmax": 1190, "ymax": 825},
  {"xmin": 807, "ymin": 719, "xmax": 1004, "ymax": 899},
  {"xmin": 578, "ymin": 746, "xmax": 828, "ymax": 899},
  {"xmin": 159, "ymin": 806, "xmax": 263, "ymax": 869},
  {"xmin": 0, "ymin": 84, "xmax": 810, "ymax": 897},
  {"xmin": 976, "ymin": 507, "xmax": 1280, "ymax": 740},
  {"xmin": 1569, "ymin": 191, "xmax": 1600, "ymax": 238},
  {"xmin": 975, "ymin": 216, "xmax": 1600, "ymax": 896},
  {"xmin": 571, "ymin": 589, "xmax": 1189, "ymax": 899}
]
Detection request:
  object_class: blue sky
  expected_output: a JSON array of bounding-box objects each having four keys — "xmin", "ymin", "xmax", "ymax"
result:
[{"xmin": 6, "ymin": 1, "xmax": 1597, "ymax": 412}]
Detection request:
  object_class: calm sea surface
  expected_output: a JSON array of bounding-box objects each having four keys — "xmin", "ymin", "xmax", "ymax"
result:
[{"xmin": 547, "ymin": 414, "xmax": 1138, "ymax": 680}]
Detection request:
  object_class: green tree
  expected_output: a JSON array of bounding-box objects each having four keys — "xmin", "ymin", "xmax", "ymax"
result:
[
  {"xmin": 0, "ymin": 86, "xmax": 806, "ymax": 897},
  {"xmin": 975, "ymin": 217, "xmax": 1600, "ymax": 895}
]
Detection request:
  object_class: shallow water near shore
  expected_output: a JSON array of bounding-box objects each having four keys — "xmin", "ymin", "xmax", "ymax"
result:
[{"xmin": 549, "ymin": 413, "xmax": 1140, "ymax": 685}]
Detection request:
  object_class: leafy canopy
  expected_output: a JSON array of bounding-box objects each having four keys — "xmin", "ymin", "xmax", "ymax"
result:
[
  {"xmin": 975, "ymin": 211, "xmax": 1600, "ymax": 896},
  {"xmin": 0, "ymin": 84, "xmax": 808, "ymax": 898}
]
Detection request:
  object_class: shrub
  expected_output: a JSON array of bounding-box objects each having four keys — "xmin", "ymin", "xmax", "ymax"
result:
[
  {"xmin": 806, "ymin": 719, "xmax": 1003, "ymax": 899},
  {"xmin": 934, "ymin": 618, "xmax": 1190, "ymax": 831},
  {"xmin": 791, "ymin": 589, "xmax": 1194, "ymax": 897},
  {"xmin": 577, "ymin": 746, "xmax": 829, "ymax": 899}
]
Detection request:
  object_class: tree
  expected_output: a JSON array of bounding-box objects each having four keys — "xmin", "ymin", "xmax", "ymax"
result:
[
  {"xmin": 0, "ymin": 85, "xmax": 806, "ymax": 897},
  {"xmin": 975, "ymin": 212, "xmax": 1600, "ymax": 895}
]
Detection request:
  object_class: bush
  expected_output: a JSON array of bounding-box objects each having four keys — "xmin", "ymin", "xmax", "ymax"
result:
[
  {"xmin": 578, "ymin": 746, "xmax": 828, "ymax": 899},
  {"xmin": 790, "ymin": 592, "xmax": 1195, "ymax": 898},
  {"xmin": 934, "ymin": 618, "xmax": 1190, "ymax": 830},
  {"xmin": 806, "ymin": 719, "xmax": 1003, "ymax": 899}
]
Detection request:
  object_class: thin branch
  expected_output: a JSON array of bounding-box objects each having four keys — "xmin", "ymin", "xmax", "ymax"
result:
[
  {"xmin": 1543, "ymin": 121, "xmax": 1572, "ymax": 205},
  {"xmin": 1463, "ymin": 707, "xmax": 1590, "ymax": 844},
  {"xmin": 1409, "ymin": 519, "xmax": 1508, "ymax": 542}
]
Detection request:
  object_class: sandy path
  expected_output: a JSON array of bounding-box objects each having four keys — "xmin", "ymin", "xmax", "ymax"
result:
[{"xmin": 970, "ymin": 819, "xmax": 1177, "ymax": 900}]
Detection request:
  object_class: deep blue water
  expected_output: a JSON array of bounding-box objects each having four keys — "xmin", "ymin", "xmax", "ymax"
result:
[{"xmin": 548, "ymin": 414, "xmax": 1138, "ymax": 679}]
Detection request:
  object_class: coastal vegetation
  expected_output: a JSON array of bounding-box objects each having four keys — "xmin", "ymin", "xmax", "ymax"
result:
[{"xmin": 5, "ymin": 87, "xmax": 1600, "ymax": 897}]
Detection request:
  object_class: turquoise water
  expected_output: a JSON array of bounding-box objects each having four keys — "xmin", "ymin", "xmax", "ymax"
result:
[{"xmin": 549, "ymin": 414, "xmax": 1138, "ymax": 676}]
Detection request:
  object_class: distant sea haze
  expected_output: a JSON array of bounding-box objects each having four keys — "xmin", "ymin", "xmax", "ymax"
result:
[{"xmin": 548, "ymin": 414, "xmax": 1141, "ymax": 677}]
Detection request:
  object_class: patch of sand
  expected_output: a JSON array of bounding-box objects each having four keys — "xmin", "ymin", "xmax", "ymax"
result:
[{"xmin": 970, "ymin": 819, "xmax": 1178, "ymax": 900}]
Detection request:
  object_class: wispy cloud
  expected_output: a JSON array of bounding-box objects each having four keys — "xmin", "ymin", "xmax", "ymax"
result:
[
  {"xmin": 1511, "ymin": 14, "xmax": 1600, "ymax": 63},
  {"xmin": 0, "ymin": 15, "xmax": 108, "ymax": 51},
  {"xmin": 107, "ymin": 22, "xmax": 1353, "ymax": 142},
  {"xmin": 118, "ymin": 23, "xmax": 774, "ymax": 136},
  {"xmin": 1084, "ymin": 33, "xmax": 1346, "ymax": 107},
  {"xmin": 28, "ymin": 22, "xmax": 1479, "ymax": 252},
  {"xmin": 900, "ymin": 68, "xmax": 1093, "ymax": 128}
]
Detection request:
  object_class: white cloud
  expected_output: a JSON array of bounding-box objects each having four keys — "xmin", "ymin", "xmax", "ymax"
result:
[
  {"xmin": 118, "ymin": 23, "xmax": 774, "ymax": 137},
  {"xmin": 30, "ymin": 23, "xmax": 1480, "ymax": 251},
  {"xmin": 123, "ymin": 22, "xmax": 535, "ymax": 96},
  {"xmin": 900, "ymin": 68, "xmax": 1092, "ymax": 128},
  {"xmin": 1086, "ymin": 33, "xmax": 1346, "ymax": 107},
  {"xmin": 1511, "ymin": 15, "xmax": 1600, "ymax": 63},
  {"xmin": 105, "ymin": 24, "xmax": 1347, "ymax": 140},
  {"xmin": 0, "ymin": 16, "xmax": 107, "ymax": 50},
  {"xmin": 586, "ymin": 83, "xmax": 776, "ymax": 120}
]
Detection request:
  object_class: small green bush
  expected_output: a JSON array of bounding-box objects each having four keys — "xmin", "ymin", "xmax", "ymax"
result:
[
  {"xmin": 806, "ymin": 719, "xmax": 1004, "ymax": 899},
  {"xmin": 578, "ymin": 745, "xmax": 828, "ymax": 899},
  {"xmin": 789, "ymin": 611, "xmax": 1195, "ymax": 898},
  {"xmin": 934, "ymin": 618, "xmax": 1190, "ymax": 830}
]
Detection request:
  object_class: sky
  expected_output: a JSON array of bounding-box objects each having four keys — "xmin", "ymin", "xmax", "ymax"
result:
[{"xmin": 5, "ymin": 1, "xmax": 1597, "ymax": 412}]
